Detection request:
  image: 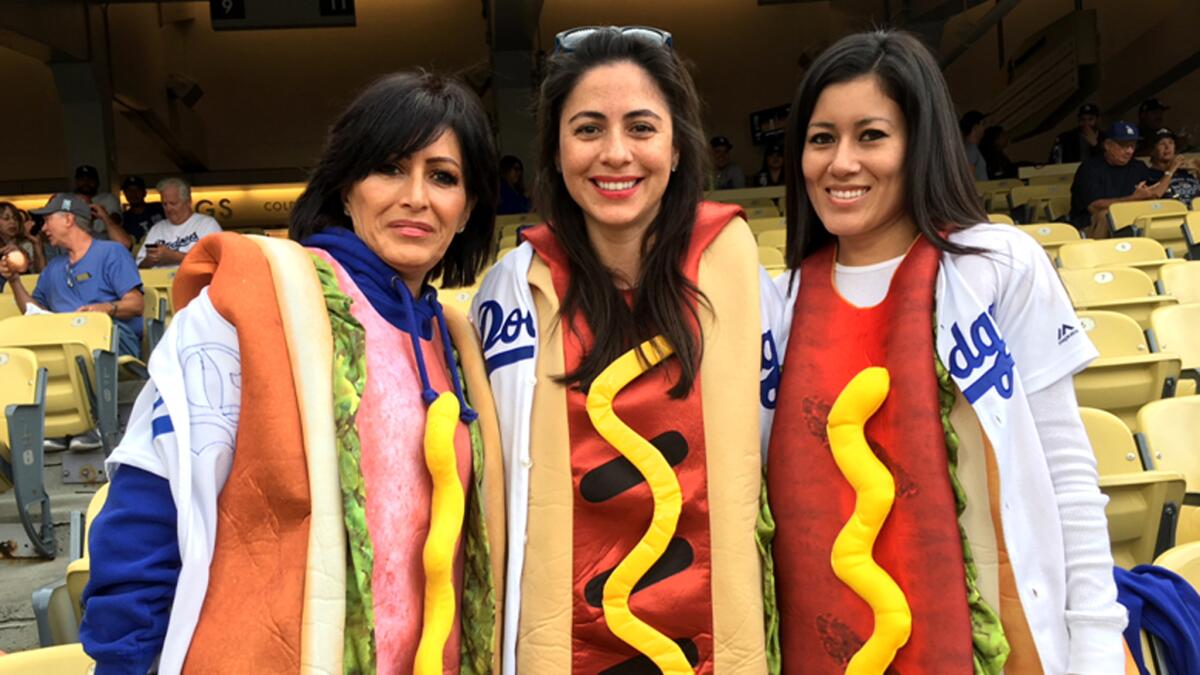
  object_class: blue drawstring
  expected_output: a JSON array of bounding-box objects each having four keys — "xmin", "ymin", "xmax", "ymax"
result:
[
  {"xmin": 394, "ymin": 275, "xmax": 441, "ymax": 407},
  {"xmin": 428, "ymin": 288, "xmax": 478, "ymax": 422},
  {"xmin": 393, "ymin": 277, "xmax": 477, "ymax": 423}
]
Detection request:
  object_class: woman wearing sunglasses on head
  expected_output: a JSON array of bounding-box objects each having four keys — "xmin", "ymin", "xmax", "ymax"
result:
[
  {"xmin": 473, "ymin": 26, "xmax": 784, "ymax": 674},
  {"xmin": 78, "ymin": 72, "xmax": 507, "ymax": 674},
  {"xmin": 767, "ymin": 30, "xmax": 1126, "ymax": 674}
]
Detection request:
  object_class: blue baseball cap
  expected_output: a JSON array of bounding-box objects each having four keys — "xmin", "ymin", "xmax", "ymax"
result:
[{"xmin": 1107, "ymin": 121, "xmax": 1140, "ymax": 142}]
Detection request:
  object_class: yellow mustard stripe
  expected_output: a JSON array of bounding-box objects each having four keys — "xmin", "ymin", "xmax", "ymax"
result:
[
  {"xmin": 415, "ymin": 392, "xmax": 467, "ymax": 675},
  {"xmin": 586, "ymin": 336, "xmax": 694, "ymax": 674},
  {"xmin": 826, "ymin": 367, "xmax": 912, "ymax": 675}
]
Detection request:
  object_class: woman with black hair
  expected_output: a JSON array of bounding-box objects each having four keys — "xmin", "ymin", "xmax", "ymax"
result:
[
  {"xmin": 768, "ymin": 30, "xmax": 1125, "ymax": 673},
  {"xmin": 80, "ymin": 72, "xmax": 507, "ymax": 674},
  {"xmin": 474, "ymin": 26, "xmax": 783, "ymax": 674}
]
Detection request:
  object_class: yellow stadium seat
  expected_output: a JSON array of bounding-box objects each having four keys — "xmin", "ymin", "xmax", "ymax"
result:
[
  {"xmin": 974, "ymin": 178, "xmax": 1022, "ymax": 212},
  {"xmin": 0, "ymin": 347, "xmax": 54, "ymax": 558},
  {"xmin": 1074, "ymin": 311, "xmax": 1180, "ymax": 430},
  {"xmin": 1192, "ymin": 197, "xmax": 1200, "ymax": 211},
  {"xmin": 706, "ymin": 186, "xmax": 785, "ymax": 205},
  {"xmin": 65, "ymin": 482, "xmax": 108, "ymax": 628},
  {"xmin": 1057, "ymin": 238, "xmax": 1182, "ymax": 282},
  {"xmin": 496, "ymin": 212, "xmax": 538, "ymax": 227},
  {"xmin": 987, "ymin": 213, "xmax": 1014, "ymax": 225},
  {"xmin": 1182, "ymin": 212, "xmax": 1200, "ymax": 259},
  {"xmin": 757, "ymin": 229, "xmax": 786, "ymax": 252},
  {"xmin": 1150, "ymin": 304, "xmax": 1200, "ymax": 395},
  {"xmin": 1026, "ymin": 173, "xmax": 1073, "ymax": 186},
  {"xmin": 1080, "ymin": 408, "xmax": 1188, "ymax": 567},
  {"xmin": 1018, "ymin": 162, "xmax": 1079, "ymax": 182},
  {"xmin": 1009, "ymin": 185, "xmax": 1072, "ymax": 222},
  {"xmin": 742, "ymin": 205, "xmax": 781, "ymax": 219},
  {"xmin": 747, "ymin": 217, "xmax": 784, "ymax": 235},
  {"xmin": 1017, "ymin": 223, "xmax": 1080, "ymax": 261},
  {"xmin": 1138, "ymin": 396, "xmax": 1200, "ymax": 544},
  {"xmin": 0, "ymin": 643, "xmax": 93, "ymax": 673},
  {"xmin": 1107, "ymin": 199, "xmax": 1189, "ymax": 254},
  {"xmin": 1059, "ymin": 267, "xmax": 1176, "ymax": 329},
  {"xmin": 757, "ymin": 246, "xmax": 785, "ymax": 268},
  {"xmin": 1159, "ymin": 260, "xmax": 1200, "ymax": 303},
  {"xmin": 497, "ymin": 233, "xmax": 518, "ymax": 250},
  {"xmin": 437, "ymin": 284, "xmax": 478, "ymax": 316},
  {"xmin": 1154, "ymin": 541, "xmax": 1200, "ymax": 587},
  {"xmin": 0, "ymin": 313, "xmax": 127, "ymax": 459}
]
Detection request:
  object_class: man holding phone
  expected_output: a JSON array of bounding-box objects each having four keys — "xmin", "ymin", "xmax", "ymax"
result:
[{"xmin": 136, "ymin": 177, "xmax": 222, "ymax": 268}]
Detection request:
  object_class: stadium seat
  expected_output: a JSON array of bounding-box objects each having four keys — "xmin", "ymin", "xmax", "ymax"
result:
[
  {"xmin": 747, "ymin": 217, "xmax": 784, "ymax": 235},
  {"xmin": 1080, "ymin": 407, "xmax": 1188, "ymax": 567},
  {"xmin": 1181, "ymin": 212, "xmax": 1200, "ymax": 260},
  {"xmin": 742, "ymin": 205, "xmax": 781, "ymax": 219},
  {"xmin": 0, "ymin": 643, "xmax": 93, "ymax": 673},
  {"xmin": 142, "ymin": 285, "xmax": 171, "ymax": 357},
  {"xmin": 1018, "ymin": 162, "xmax": 1079, "ymax": 184},
  {"xmin": 1058, "ymin": 267, "xmax": 1176, "ymax": 330},
  {"xmin": 1008, "ymin": 184, "xmax": 1071, "ymax": 223},
  {"xmin": 1017, "ymin": 223, "xmax": 1080, "ymax": 261},
  {"xmin": 757, "ymin": 246, "xmax": 785, "ymax": 268},
  {"xmin": 0, "ymin": 347, "xmax": 53, "ymax": 558},
  {"xmin": 987, "ymin": 213, "xmax": 1014, "ymax": 225},
  {"xmin": 1159, "ymin": 260, "xmax": 1200, "ymax": 303},
  {"xmin": 0, "ymin": 313, "xmax": 130, "ymax": 459},
  {"xmin": 1153, "ymin": 541, "xmax": 1200, "ymax": 588},
  {"xmin": 498, "ymin": 233, "xmax": 518, "ymax": 250},
  {"xmin": 1138, "ymin": 396, "xmax": 1200, "ymax": 544},
  {"xmin": 1192, "ymin": 197, "xmax": 1200, "ymax": 212},
  {"xmin": 31, "ymin": 483, "xmax": 107, "ymax": 647},
  {"xmin": 1074, "ymin": 311, "xmax": 1180, "ymax": 430},
  {"xmin": 1150, "ymin": 304, "xmax": 1200, "ymax": 395},
  {"xmin": 974, "ymin": 178, "xmax": 1022, "ymax": 212},
  {"xmin": 496, "ymin": 212, "xmax": 538, "ymax": 227},
  {"xmin": 757, "ymin": 229, "xmax": 786, "ymax": 252},
  {"xmin": 1108, "ymin": 199, "xmax": 1188, "ymax": 253},
  {"xmin": 1057, "ymin": 238, "xmax": 1182, "ymax": 282},
  {"xmin": 437, "ymin": 283, "xmax": 479, "ymax": 316}
]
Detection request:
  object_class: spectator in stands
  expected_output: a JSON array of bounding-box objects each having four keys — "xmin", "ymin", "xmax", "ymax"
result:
[
  {"xmin": 497, "ymin": 154, "xmax": 533, "ymax": 214},
  {"xmin": 1069, "ymin": 121, "xmax": 1175, "ymax": 237},
  {"xmin": 711, "ymin": 134, "xmax": 747, "ymax": 189},
  {"xmin": 980, "ymin": 125, "xmax": 1018, "ymax": 179},
  {"xmin": 1137, "ymin": 99, "xmax": 1169, "ymax": 154},
  {"xmin": 476, "ymin": 25, "xmax": 779, "ymax": 672},
  {"xmin": 0, "ymin": 201, "xmax": 44, "ymax": 273},
  {"xmin": 120, "ymin": 175, "xmax": 165, "ymax": 242},
  {"xmin": 0, "ymin": 193, "xmax": 143, "ymax": 356},
  {"xmin": 73, "ymin": 164, "xmax": 131, "ymax": 248},
  {"xmin": 773, "ymin": 29, "xmax": 1126, "ymax": 674},
  {"xmin": 1148, "ymin": 128, "xmax": 1200, "ymax": 206},
  {"xmin": 959, "ymin": 109, "xmax": 988, "ymax": 179},
  {"xmin": 80, "ymin": 70, "xmax": 504, "ymax": 674},
  {"xmin": 754, "ymin": 140, "xmax": 786, "ymax": 186},
  {"xmin": 136, "ymin": 177, "xmax": 222, "ymax": 268},
  {"xmin": 1051, "ymin": 103, "xmax": 1101, "ymax": 163}
]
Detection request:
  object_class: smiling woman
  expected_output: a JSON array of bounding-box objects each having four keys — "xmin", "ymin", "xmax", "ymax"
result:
[
  {"xmin": 78, "ymin": 71, "xmax": 507, "ymax": 674},
  {"xmin": 473, "ymin": 26, "xmax": 786, "ymax": 674},
  {"xmin": 768, "ymin": 30, "xmax": 1128, "ymax": 674}
]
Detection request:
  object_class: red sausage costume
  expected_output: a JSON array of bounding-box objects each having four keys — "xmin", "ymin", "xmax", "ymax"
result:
[
  {"xmin": 768, "ymin": 239, "xmax": 976, "ymax": 671},
  {"xmin": 476, "ymin": 202, "xmax": 775, "ymax": 673}
]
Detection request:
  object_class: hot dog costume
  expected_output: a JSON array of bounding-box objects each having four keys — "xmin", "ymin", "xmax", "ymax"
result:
[
  {"xmin": 768, "ymin": 224, "xmax": 1127, "ymax": 674},
  {"xmin": 81, "ymin": 231, "xmax": 506, "ymax": 673},
  {"xmin": 473, "ymin": 202, "xmax": 786, "ymax": 673}
]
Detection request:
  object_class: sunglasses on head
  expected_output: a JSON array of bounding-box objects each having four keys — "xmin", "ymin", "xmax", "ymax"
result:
[{"xmin": 553, "ymin": 25, "xmax": 673, "ymax": 54}]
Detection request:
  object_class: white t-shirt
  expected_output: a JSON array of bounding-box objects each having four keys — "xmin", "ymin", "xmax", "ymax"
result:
[
  {"xmin": 834, "ymin": 254, "xmax": 904, "ymax": 307},
  {"xmin": 136, "ymin": 213, "xmax": 222, "ymax": 265}
]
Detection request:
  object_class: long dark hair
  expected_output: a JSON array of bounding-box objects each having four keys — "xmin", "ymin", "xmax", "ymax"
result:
[
  {"xmin": 783, "ymin": 30, "xmax": 986, "ymax": 267},
  {"xmin": 535, "ymin": 29, "xmax": 710, "ymax": 398},
  {"xmin": 290, "ymin": 71, "xmax": 498, "ymax": 287}
]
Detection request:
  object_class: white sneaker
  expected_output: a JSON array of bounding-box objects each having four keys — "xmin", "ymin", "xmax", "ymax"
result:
[
  {"xmin": 68, "ymin": 430, "xmax": 103, "ymax": 451},
  {"xmin": 43, "ymin": 437, "xmax": 68, "ymax": 452}
]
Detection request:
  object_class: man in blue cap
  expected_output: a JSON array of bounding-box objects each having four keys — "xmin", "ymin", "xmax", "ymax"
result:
[{"xmin": 1069, "ymin": 121, "xmax": 1171, "ymax": 237}]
